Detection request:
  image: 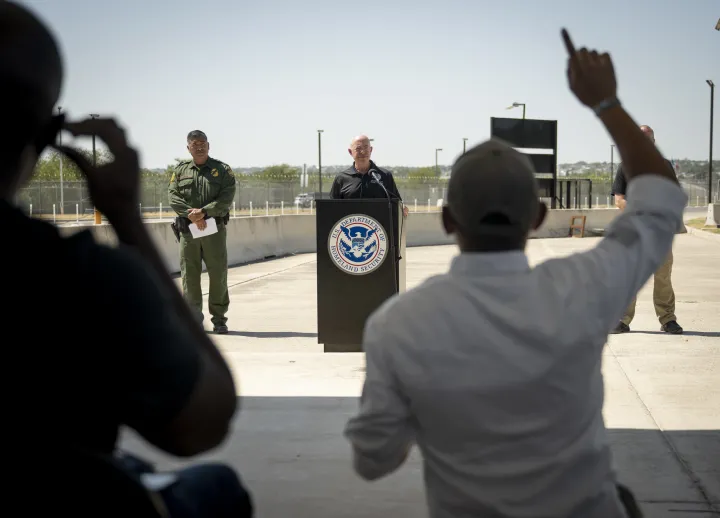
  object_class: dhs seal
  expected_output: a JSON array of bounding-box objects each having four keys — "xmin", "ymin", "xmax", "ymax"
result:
[{"xmin": 328, "ymin": 214, "xmax": 388, "ymax": 275}]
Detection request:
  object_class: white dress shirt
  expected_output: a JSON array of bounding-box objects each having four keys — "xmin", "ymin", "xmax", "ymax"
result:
[{"xmin": 345, "ymin": 175, "xmax": 687, "ymax": 518}]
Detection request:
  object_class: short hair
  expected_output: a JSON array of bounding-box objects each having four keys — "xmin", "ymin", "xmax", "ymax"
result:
[{"xmin": 187, "ymin": 130, "xmax": 208, "ymax": 141}]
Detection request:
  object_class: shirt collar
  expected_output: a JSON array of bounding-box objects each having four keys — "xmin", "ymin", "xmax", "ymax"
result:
[
  {"xmin": 449, "ymin": 250, "xmax": 530, "ymax": 277},
  {"xmin": 348, "ymin": 160, "xmax": 378, "ymax": 176},
  {"xmin": 192, "ymin": 157, "xmax": 213, "ymax": 169}
]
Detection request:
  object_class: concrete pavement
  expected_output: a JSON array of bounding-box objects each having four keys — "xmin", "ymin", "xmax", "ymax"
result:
[{"xmin": 120, "ymin": 233, "xmax": 720, "ymax": 517}]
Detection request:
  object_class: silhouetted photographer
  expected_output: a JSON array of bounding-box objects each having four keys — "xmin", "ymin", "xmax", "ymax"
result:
[{"xmin": 1, "ymin": 2, "xmax": 252, "ymax": 516}]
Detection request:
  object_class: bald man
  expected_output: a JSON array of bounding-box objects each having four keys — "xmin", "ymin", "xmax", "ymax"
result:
[
  {"xmin": 330, "ymin": 134, "xmax": 409, "ymax": 217},
  {"xmin": 610, "ymin": 125, "xmax": 683, "ymax": 335}
]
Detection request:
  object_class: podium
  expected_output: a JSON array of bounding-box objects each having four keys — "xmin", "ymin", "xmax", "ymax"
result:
[{"xmin": 316, "ymin": 199, "xmax": 406, "ymax": 352}]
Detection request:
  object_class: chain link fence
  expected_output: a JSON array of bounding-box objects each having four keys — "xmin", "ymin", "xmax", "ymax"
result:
[{"xmin": 16, "ymin": 174, "xmax": 717, "ymax": 223}]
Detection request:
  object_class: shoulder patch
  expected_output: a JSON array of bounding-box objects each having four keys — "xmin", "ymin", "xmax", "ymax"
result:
[{"xmin": 218, "ymin": 162, "xmax": 233, "ymax": 176}]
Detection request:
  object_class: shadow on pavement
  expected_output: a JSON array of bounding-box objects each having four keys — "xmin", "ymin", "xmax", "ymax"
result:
[
  {"xmin": 222, "ymin": 331, "xmax": 318, "ymax": 338},
  {"xmin": 120, "ymin": 397, "xmax": 720, "ymax": 517},
  {"xmin": 630, "ymin": 331, "xmax": 720, "ymax": 338}
]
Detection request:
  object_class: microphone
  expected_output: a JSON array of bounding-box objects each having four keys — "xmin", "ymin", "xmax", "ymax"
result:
[{"xmin": 368, "ymin": 169, "xmax": 400, "ymax": 289}]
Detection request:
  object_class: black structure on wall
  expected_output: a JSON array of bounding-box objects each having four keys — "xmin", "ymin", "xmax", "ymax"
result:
[{"xmin": 490, "ymin": 117, "xmax": 559, "ymax": 208}]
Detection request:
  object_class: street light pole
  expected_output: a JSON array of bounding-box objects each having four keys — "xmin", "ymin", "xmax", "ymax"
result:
[
  {"xmin": 707, "ymin": 80, "xmax": 714, "ymax": 204},
  {"xmin": 507, "ymin": 102, "xmax": 526, "ymax": 119},
  {"xmin": 90, "ymin": 113, "xmax": 101, "ymax": 224},
  {"xmin": 57, "ymin": 106, "xmax": 64, "ymax": 214},
  {"xmin": 610, "ymin": 144, "xmax": 616, "ymax": 182},
  {"xmin": 462, "ymin": 138, "xmax": 468, "ymax": 154},
  {"xmin": 317, "ymin": 130, "xmax": 324, "ymax": 197},
  {"xmin": 435, "ymin": 148, "xmax": 443, "ymax": 176},
  {"xmin": 706, "ymin": 80, "xmax": 719, "ymax": 227}
]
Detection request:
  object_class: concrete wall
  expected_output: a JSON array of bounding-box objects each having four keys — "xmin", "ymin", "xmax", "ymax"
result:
[{"xmin": 60, "ymin": 208, "xmax": 620, "ymax": 274}]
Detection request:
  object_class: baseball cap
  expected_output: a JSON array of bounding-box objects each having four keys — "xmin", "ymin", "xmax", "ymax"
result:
[
  {"xmin": 446, "ymin": 138, "xmax": 539, "ymax": 238},
  {"xmin": 187, "ymin": 130, "xmax": 207, "ymax": 141}
]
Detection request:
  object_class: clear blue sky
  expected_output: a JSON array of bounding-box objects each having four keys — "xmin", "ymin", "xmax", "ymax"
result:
[{"xmin": 19, "ymin": 0, "xmax": 720, "ymax": 169}]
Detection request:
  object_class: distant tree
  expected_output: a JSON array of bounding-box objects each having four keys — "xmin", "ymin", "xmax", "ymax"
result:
[
  {"xmin": 156, "ymin": 158, "xmax": 187, "ymax": 182},
  {"xmin": 29, "ymin": 148, "xmax": 117, "ymax": 182},
  {"xmin": 404, "ymin": 166, "xmax": 441, "ymax": 184},
  {"xmin": 254, "ymin": 164, "xmax": 300, "ymax": 182}
]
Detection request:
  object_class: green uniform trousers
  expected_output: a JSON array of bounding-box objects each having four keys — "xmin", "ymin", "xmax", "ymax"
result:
[
  {"xmin": 179, "ymin": 225, "xmax": 229, "ymax": 327},
  {"xmin": 622, "ymin": 250, "xmax": 676, "ymax": 326}
]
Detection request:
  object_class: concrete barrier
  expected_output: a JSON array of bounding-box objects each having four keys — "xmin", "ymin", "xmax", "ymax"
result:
[{"xmin": 60, "ymin": 208, "xmax": 620, "ymax": 274}]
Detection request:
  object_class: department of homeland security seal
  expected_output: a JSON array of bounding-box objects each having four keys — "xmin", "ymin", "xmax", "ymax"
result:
[{"xmin": 328, "ymin": 214, "xmax": 388, "ymax": 275}]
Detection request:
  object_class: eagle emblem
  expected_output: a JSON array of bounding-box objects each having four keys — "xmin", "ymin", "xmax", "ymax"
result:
[
  {"xmin": 327, "ymin": 215, "xmax": 388, "ymax": 275},
  {"xmin": 339, "ymin": 224, "xmax": 378, "ymax": 261}
]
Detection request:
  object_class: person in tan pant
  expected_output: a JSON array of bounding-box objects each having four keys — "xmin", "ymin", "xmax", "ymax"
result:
[{"xmin": 610, "ymin": 125, "xmax": 684, "ymax": 335}]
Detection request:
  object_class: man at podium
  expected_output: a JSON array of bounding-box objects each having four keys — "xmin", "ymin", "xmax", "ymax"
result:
[{"xmin": 329, "ymin": 134, "xmax": 409, "ymax": 217}]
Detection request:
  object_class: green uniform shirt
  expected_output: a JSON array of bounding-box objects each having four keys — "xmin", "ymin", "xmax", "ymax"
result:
[{"xmin": 168, "ymin": 157, "xmax": 237, "ymax": 218}]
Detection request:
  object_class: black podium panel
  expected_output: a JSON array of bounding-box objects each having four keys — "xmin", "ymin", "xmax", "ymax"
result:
[{"xmin": 316, "ymin": 199, "xmax": 401, "ymax": 349}]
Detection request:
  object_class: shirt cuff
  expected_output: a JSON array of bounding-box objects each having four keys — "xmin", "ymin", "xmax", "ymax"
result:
[{"xmin": 625, "ymin": 175, "xmax": 688, "ymax": 214}]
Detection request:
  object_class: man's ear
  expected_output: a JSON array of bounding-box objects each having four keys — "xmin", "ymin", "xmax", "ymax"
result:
[
  {"xmin": 533, "ymin": 201, "xmax": 547, "ymax": 231},
  {"xmin": 442, "ymin": 206, "xmax": 456, "ymax": 235},
  {"xmin": 348, "ymin": 148, "xmax": 352, "ymax": 157}
]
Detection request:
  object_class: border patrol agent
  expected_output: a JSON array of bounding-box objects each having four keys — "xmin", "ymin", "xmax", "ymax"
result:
[{"xmin": 169, "ymin": 130, "xmax": 236, "ymax": 333}]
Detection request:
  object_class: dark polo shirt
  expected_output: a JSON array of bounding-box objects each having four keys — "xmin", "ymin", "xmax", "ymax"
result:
[{"xmin": 330, "ymin": 161, "xmax": 403, "ymax": 200}]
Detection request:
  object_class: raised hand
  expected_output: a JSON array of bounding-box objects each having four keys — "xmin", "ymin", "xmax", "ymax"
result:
[
  {"xmin": 561, "ymin": 28, "xmax": 618, "ymax": 109},
  {"xmin": 55, "ymin": 117, "xmax": 140, "ymax": 222}
]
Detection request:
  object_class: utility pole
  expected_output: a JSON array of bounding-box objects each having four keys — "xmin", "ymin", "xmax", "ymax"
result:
[
  {"xmin": 462, "ymin": 138, "xmax": 468, "ymax": 154},
  {"xmin": 707, "ymin": 80, "xmax": 714, "ymax": 204},
  {"xmin": 706, "ymin": 80, "xmax": 718, "ymax": 227},
  {"xmin": 58, "ymin": 106, "xmax": 64, "ymax": 214},
  {"xmin": 90, "ymin": 113, "xmax": 101, "ymax": 224},
  {"xmin": 317, "ymin": 130, "xmax": 324, "ymax": 197}
]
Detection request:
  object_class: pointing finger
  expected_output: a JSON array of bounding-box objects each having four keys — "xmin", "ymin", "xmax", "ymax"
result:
[{"xmin": 561, "ymin": 28, "xmax": 576, "ymax": 57}]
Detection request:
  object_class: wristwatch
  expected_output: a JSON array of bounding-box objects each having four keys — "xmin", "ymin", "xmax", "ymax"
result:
[{"xmin": 592, "ymin": 97, "xmax": 621, "ymax": 116}]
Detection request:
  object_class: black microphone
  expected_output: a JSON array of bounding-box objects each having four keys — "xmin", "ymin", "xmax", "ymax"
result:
[{"xmin": 369, "ymin": 169, "xmax": 383, "ymax": 185}]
